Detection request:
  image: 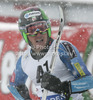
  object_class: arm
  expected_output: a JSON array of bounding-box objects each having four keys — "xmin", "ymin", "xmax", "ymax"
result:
[
  {"xmin": 41, "ymin": 72, "xmax": 93, "ymax": 100},
  {"xmin": 41, "ymin": 41, "xmax": 92, "ymax": 99},
  {"xmin": 58, "ymin": 41, "xmax": 91, "ymax": 77},
  {"xmin": 8, "ymin": 56, "xmax": 31, "ymax": 100},
  {"xmin": 71, "ymin": 75, "xmax": 93, "ymax": 93}
]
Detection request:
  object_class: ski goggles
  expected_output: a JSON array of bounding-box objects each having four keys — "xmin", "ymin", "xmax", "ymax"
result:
[{"xmin": 26, "ymin": 21, "xmax": 48, "ymax": 37}]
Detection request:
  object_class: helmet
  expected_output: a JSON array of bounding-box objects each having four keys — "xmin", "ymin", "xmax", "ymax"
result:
[{"xmin": 18, "ymin": 7, "xmax": 51, "ymax": 43}]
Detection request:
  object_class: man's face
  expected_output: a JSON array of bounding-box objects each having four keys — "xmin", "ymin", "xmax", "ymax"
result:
[{"xmin": 28, "ymin": 32, "xmax": 48, "ymax": 52}]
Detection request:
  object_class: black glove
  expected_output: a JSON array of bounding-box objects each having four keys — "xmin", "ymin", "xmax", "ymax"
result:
[
  {"xmin": 16, "ymin": 84, "xmax": 32, "ymax": 100},
  {"xmin": 41, "ymin": 72, "xmax": 71, "ymax": 99}
]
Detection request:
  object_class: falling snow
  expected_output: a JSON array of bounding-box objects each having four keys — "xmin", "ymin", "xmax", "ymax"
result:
[{"xmin": 0, "ymin": 1, "xmax": 93, "ymax": 100}]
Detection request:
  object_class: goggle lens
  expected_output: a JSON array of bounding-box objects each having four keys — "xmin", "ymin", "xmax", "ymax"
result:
[{"xmin": 26, "ymin": 21, "xmax": 48, "ymax": 36}]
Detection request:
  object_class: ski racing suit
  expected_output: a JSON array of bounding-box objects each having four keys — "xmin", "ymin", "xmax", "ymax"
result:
[{"xmin": 8, "ymin": 40, "xmax": 91, "ymax": 100}]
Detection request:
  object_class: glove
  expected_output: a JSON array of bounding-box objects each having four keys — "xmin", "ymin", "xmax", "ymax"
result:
[
  {"xmin": 16, "ymin": 85, "xmax": 32, "ymax": 100},
  {"xmin": 41, "ymin": 72, "xmax": 71, "ymax": 99}
]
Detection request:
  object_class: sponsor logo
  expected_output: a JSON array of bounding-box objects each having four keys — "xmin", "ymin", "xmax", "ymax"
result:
[
  {"xmin": 62, "ymin": 42, "xmax": 77, "ymax": 59},
  {"xmin": 32, "ymin": 16, "xmax": 37, "ymax": 21},
  {"xmin": 74, "ymin": 62, "xmax": 85, "ymax": 76},
  {"xmin": 24, "ymin": 11, "xmax": 41, "ymax": 19},
  {"xmin": 40, "ymin": 95, "xmax": 64, "ymax": 100}
]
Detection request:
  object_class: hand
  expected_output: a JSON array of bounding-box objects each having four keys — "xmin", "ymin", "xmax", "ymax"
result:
[
  {"xmin": 41, "ymin": 72, "xmax": 71, "ymax": 99},
  {"xmin": 16, "ymin": 85, "xmax": 32, "ymax": 100},
  {"xmin": 41, "ymin": 72, "xmax": 61, "ymax": 93}
]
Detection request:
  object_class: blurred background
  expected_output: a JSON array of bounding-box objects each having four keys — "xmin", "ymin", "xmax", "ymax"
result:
[{"xmin": 0, "ymin": 0, "xmax": 93, "ymax": 100}]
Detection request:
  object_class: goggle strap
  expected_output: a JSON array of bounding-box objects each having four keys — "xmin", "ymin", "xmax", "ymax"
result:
[{"xmin": 26, "ymin": 33, "xmax": 30, "ymax": 35}]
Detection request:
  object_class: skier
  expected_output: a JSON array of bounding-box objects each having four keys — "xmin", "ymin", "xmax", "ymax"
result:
[{"xmin": 8, "ymin": 7, "xmax": 93, "ymax": 100}]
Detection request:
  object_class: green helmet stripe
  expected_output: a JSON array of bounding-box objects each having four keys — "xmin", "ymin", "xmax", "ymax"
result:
[
  {"xmin": 48, "ymin": 28, "xmax": 51, "ymax": 37},
  {"xmin": 22, "ymin": 32, "xmax": 28, "ymax": 43},
  {"xmin": 40, "ymin": 9, "xmax": 49, "ymax": 20}
]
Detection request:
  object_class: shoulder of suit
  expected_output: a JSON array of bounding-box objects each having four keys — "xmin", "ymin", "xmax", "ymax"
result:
[{"xmin": 22, "ymin": 46, "xmax": 31, "ymax": 61}]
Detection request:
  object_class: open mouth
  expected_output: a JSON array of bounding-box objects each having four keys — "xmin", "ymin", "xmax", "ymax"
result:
[{"xmin": 36, "ymin": 39, "xmax": 43, "ymax": 43}]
